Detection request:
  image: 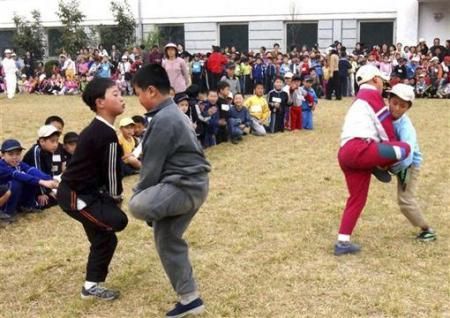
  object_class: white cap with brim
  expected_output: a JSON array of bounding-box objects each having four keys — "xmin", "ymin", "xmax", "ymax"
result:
[
  {"xmin": 355, "ymin": 65, "xmax": 390, "ymax": 85},
  {"xmin": 119, "ymin": 117, "xmax": 135, "ymax": 127},
  {"xmin": 4, "ymin": 49, "xmax": 12, "ymax": 54},
  {"xmin": 165, "ymin": 43, "xmax": 177, "ymax": 50},
  {"xmin": 388, "ymin": 84, "xmax": 415, "ymax": 103},
  {"xmin": 38, "ymin": 125, "xmax": 60, "ymax": 138},
  {"xmin": 284, "ymin": 72, "xmax": 294, "ymax": 79}
]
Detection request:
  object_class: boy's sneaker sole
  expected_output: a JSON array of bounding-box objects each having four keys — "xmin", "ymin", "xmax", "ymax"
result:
[{"xmin": 166, "ymin": 305, "xmax": 205, "ymax": 318}]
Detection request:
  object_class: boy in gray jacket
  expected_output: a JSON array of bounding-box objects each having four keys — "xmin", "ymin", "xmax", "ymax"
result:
[{"xmin": 129, "ymin": 64, "xmax": 211, "ymax": 318}]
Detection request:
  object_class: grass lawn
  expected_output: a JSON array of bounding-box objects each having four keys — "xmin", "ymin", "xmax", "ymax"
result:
[{"xmin": 0, "ymin": 94, "xmax": 449, "ymax": 317}]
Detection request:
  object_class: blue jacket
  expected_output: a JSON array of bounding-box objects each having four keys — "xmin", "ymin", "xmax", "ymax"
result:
[
  {"xmin": 311, "ymin": 59, "xmax": 323, "ymax": 77},
  {"xmin": 252, "ymin": 64, "xmax": 265, "ymax": 82},
  {"xmin": 300, "ymin": 86, "xmax": 318, "ymax": 111},
  {"xmin": 0, "ymin": 159, "xmax": 51, "ymax": 187},
  {"xmin": 391, "ymin": 114, "xmax": 422, "ymax": 173},
  {"xmin": 229, "ymin": 105, "xmax": 251, "ymax": 126}
]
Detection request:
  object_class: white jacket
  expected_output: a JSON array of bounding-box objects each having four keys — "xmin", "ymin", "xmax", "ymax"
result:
[
  {"xmin": 1, "ymin": 58, "xmax": 17, "ymax": 76},
  {"xmin": 340, "ymin": 84, "xmax": 389, "ymax": 146}
]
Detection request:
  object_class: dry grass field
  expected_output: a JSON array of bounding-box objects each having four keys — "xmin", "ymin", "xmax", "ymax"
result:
[{"xmin": 0, "ymin": 94, "xmax": 449, "ymax": 318}]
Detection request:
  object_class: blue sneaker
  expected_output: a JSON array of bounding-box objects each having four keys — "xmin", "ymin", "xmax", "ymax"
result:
[
  {"xmin": 372, "ymin": 167, "xmax": 392, "ymax": 183},
  {"xmin": 166, "ymin": 298, "xmax": 205, "ymax": 318},
  {"xmin": 334, "ymin": 241, "xmax": 361, "ymax": 256}
]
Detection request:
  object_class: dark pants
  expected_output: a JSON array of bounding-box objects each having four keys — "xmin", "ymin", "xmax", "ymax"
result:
[
  {"xmin": 0, "ymin": 180, "xmax": 38, "ymax": 215},
  {"xmin": 191, "ymin": 73, "xmax": 201, "ymax": 86},
  {"xmin": 340, "ymin": 76, "xmax": 348, "ymax": 97},
  {"xmin": 208, "ymin": 72, "xmax": 222, "ymax": 91},
  {"xmin": 326, "ymin": 71, "xmax": 341, "ymax": 100},
  {"xmin": 57, "ymin": 181, "xmax": 128, "ymax": 282}
]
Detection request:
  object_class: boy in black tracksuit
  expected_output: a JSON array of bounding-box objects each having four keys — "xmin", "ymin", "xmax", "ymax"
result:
[
  {"xmin": 56, "ymin": 78, "xmax": 128, "ymax": 301},
  {"xmin": 267, "ymin": 76, "xmax": 289, "ymax": 133}
]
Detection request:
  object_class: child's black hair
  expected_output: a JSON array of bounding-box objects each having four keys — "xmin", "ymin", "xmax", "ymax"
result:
[
  {"xmin": 132, "ymin": 64, "xmax": 171, "ymax": 95},
  {"xmin": 274, "ymin": 76, "xmax": 284, "ymax": 82},
  {"xmin": 132, "ymin": 115, "xmax": 146, "ymax": 125},
  {"xmin": 207, "ymin": 89, "xmax": 218, "ymax": 95},
  {"xmin": 217, "ymin": 81, "xmax": 230, "ymax": 92},
  {"xmin": 254, "ymin": 82, "xmax": 264, "ymax": 89},
  {"xmin": 45, "ymin": 115, "xmax": 65, "ymax": 127},
  {"xmin": 82, "ymin": 77, "xmax": 116, "ymax": 112}
]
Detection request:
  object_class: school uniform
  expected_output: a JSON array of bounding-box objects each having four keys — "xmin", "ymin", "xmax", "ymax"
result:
[
  {"xmin": 57, "ymin": 116, "xmax": 128, "ymax": 283},
  {"xmin": 264, "ymin": 64, "xmax": 276, "ymax": 93},
  {"xmin": 216, "ymin": 97, "xmax": 231, "ymax": 144},
  {"xmin": 290, "ymin": 89, "xmax": 304, "ymax": 130},
  {"xmin": 267, "ymin": 89, "xmax": 289, "ymax": 133},
  {"xmin": 23, "ymin": 144, "xmax": 58, "ymax": 208},
  {"xmin": 128, "ymin": 98, "xmax": 211, "ymax": 299},
  {"xmin": 0, "ymin": 159, "xmax": 51, "ymax": 215}
]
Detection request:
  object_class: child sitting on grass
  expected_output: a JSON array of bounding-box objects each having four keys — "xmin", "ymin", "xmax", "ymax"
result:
[
  {"xmin": 118, "ymin": 117, "xmax": 141, "ymax": 176},
  {"xmin": 0, "ymin": 139, "xmax": 58, "ymax": 223}
]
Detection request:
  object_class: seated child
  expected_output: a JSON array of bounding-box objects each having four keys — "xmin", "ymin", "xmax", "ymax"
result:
[
  {"xmin": 132, "ymin": 115, "xmax": 147, "ymax": 144},
  {"xmin": 243, "ymin": 82, "xmax": 270, "ymax": 136},
  {"xmin": 118, "ymin": 117, "xmax": 141, "ymax": 176},
  {"xmin": 23, "ymin": 125, "xmax": 61, "ymax": 209},
  {"xmin": 0, "ymin": 139, "xmax": 58, "ymax": 220},
  {"xmin": 300, "ymin": 76, "xmax": 318, "ymax": 130},
  {"xmin": 62, "ymin": 132, "xmax": 79, "ymax": 166},
  {"xmin": 229, "ymin": 93, "xmax": 251, "ymax": 144},
  {"xmin": 388, "ymin": 84, "xmax": 436, "ymax": 241}
]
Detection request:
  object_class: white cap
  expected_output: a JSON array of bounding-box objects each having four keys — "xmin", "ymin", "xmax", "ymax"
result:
[
  {"xmin": 4, "ymin": 49, "xmax": 12, "ymax": 54},
  {"xmin": 430, "ymin": 56, "xmax": 439, "ymax": 62},
  {"xmin": 284, "ymin": 72, "xmax": 294, "ymax": 79},
  {"xmin": 165, "ymin": 43, "xmax": 177, "ymax": 50},
  {"xmin": 38, "ymin": 125, "xmax": 60, "ymax": 138},
  {"xmin": 419, "ymin": 38, "xmax": 425, "ymax": 43},
  {"xmin": 355, "ymin": 65, "xmax": 389, "ymax": 85},
  {"xmin": 389, "ymin": 84, "xmax": 415, "ymax": 103},
  {"xmin": 121, "ymin": 55, "xmax": 128, "ymax": 60}
]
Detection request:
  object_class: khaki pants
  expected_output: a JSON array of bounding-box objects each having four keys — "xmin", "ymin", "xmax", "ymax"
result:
[{"xmin": 397, "ymin": 166, "xmax": 429, "ymax": 229}]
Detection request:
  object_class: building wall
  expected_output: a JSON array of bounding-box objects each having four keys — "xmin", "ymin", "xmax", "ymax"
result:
[{"xmin": 418, "ymin": 2, "xmax": 450, "ymax": 44}]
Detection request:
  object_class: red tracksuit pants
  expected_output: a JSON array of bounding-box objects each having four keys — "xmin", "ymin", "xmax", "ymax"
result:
[
  {"xmin": 290, "ymin": 106, "xmax": 302, "ymax": 130},
  {"xmin": 338, "ymin": 138, "xmax": 411, "ymax": 235}
]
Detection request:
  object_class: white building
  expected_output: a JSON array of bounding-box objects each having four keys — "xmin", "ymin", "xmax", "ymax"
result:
[{"xmin": 0, "ymin": 0, "xmax": 448, "ymax": 55}]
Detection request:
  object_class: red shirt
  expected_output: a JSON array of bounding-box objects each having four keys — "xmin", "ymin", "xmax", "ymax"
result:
[{"xmin": 207, "ymin": 52, "xmax": 227, "ymax": 74}]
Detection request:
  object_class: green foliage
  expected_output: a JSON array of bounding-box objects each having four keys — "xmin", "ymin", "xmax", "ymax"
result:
[
  {"xmin": 142, "ymin": 28, "xmax": 161, "ymax": 48},
  {"xmin": 56, "ymin": 0, "xmax": 87, "ymax": 56},
  {"xmin": 109, "ymin": 0, "xmax": 136, "ymax": 50},
  {"xmin": 12, "ymin": 10, "xmax": 45, "ymax": 60},
  {"xmin": 44, "ymin": 59, "xmax": 60, "ymax": 77}
]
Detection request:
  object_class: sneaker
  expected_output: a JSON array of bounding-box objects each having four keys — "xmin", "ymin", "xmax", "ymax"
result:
[
  {"xmin": 334, "ymin": 241, "xmax": 361, "ymax": 256},
  {"xmin": 20, "ymin": 206, "xmax": 42, "ymax": 214},
  {"xmin": 166, "ymin": 298, "xmax": 205, "ymax": 318},
  {"xmin": 372, "ymin": 167, "xmax": 392, "ymax": 183},
  {"xmin": 80, "ymin": 285, "xmax": 120, "ymax": 301},
  {"xmin": 416, "ymin": 229, "xmax": 437, "ymax": 242},
  {"xmin": 0, "ymin": 211, "xmax": 17, "ymax": 223}
]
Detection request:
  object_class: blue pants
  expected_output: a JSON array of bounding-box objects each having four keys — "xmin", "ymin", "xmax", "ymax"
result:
[
  {"xmin": 228, "ymin": 118, "xmax": 243, "ymax": 139},
  {"xmin": 302, "ymin": 110, "xmax": 313, "ymax": 130},
  {"xmin": 0, "ymin": 181, "xmax": 38, "ymax": 215}
]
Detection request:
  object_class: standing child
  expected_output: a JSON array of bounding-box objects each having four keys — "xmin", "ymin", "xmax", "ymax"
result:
[
  {"xmin": 251, "ymin": 57, "xmax": 265, "ymax": 88},
  {"xmin": 388, "ymin": 84, "xmax": 436, "ymax": 241},
  {"xmin": 267, "ymin": 76, "xmax": 289, "ymax": 133},
  {"xmin": 23, "ymin": 125, "xmax": 61, "ymax": 209},
  {"xmin": 57, "ymin": 77, "xmax": 128, "ymax": 300},
  {"xmin": 335, "ymin": 65, "xmax": 411, "ymax": 255},
  {"xmin": 220, "ymin": 63, "xmax": 241, "ymax": 95},
  {"xmin": 300, "ymin": 76, "xmax": 318, "ymax": 130},
  {"xmin": 0, "ymin": 139, "xmax": 58, "ymax": 221},
  {"xmin": 129, "ymin": 64, "xmax": 211, "ymax": 317}
]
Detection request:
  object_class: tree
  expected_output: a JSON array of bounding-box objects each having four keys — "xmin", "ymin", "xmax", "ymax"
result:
[
  {"xmin": 109, "ymin": 0, "xmax": 136, "ymax": 50},
  {"xmin": 56, "ymin": 0, "xmax": 87, "ymax": 56},
  {"xmin": 12, "ymin": 10, "xmax": 45, "ymax": 60}
]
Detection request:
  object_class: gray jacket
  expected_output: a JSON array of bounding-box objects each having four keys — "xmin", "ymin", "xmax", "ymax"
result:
[{"xmin": 134, "ymin": 98, "xmax": 211, "ymax": 193}]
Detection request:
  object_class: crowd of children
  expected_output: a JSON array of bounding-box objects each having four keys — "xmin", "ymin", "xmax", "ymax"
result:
[{"xmin": 1, "ymin": 38, "xmax": 449, "ymax": 99}]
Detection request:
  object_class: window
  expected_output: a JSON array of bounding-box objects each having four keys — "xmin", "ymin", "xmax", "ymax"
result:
[
  {"xmin": 158, "ymin": 25, "xmax": 185, "ymax": 47},
  {"xmin": 0, "ymin": 30, "xmax": 14, "ymax": 54},
  {"xmin": 359, "ymin": 21, "xmax": 394, "ymax": 49},
  {"xmin": 48, "ymin": 28, "xmax": 63, "ymax": 57},
  {"xmin": 220, "ymin": 24, "xmax": 248, "ymax": 53},
  {"xmin": 286, "ymin": 23, "xmax": 318, "ymax": 51}
]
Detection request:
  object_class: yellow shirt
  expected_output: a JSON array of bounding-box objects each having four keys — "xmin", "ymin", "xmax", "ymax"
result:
[
  {"xmin": 244, "ymin": 95, "xmax": 270, "ymax": 122},
  {"xmin": 118, "ymin": 134, "xmax": 136, "ymax": 163}
]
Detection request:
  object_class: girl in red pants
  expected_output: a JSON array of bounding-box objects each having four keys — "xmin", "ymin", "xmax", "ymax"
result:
[{"xmin": 335, "ymin": 65, "xmax": 411, "ymax": 256}]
